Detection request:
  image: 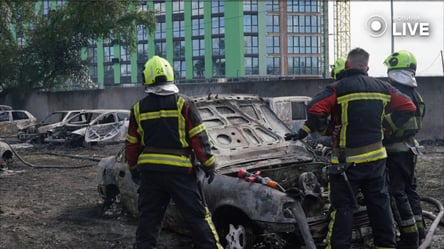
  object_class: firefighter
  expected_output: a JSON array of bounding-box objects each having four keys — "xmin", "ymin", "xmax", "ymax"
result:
[
  {"xmin": 126, "ymin": 55, "xmax": 223, "ymax": 249},
  {"xmin": 331, "ymin": 57, "xmax": 346, "ymax": 81},
  {"xmin": 286, "ymin": 47, "xmax": 417, "ymax": 249},
  {"xmin": 383, "ymin": 50, "xmax": 426, "ymax": 248}
]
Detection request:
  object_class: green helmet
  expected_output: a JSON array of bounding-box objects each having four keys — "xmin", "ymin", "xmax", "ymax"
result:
[
  {"xmin": 331, "ymin": 58, "xmax": 346, "ymax": 80},
  {"xmin": 384, "ymin": 50, "xmax": 417, "ymax": 73},
  {"xmin": 142, "ymin": 56, "xmax": 175, "ymax": 86}
]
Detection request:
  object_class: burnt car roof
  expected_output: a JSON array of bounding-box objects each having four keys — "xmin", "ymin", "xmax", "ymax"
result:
[{"xmin": 190, "ymin": 94, "xmax": 313, "ymax": 174}]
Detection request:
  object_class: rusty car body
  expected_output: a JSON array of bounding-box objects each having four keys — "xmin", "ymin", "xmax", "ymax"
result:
[
  {"xmin": 0, "ymin": 109, "xmax": 37, "ymax": 136},
  {"xmin": 0, "ymin": 140, "xmax": 13, "ymax": 170},
  {"xmin": 96, "ymin": 94, "xmax": 377, "ymax": 249}
]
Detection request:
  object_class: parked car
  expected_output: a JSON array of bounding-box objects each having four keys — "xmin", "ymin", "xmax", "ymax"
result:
[
  {"xmin": 0, "ymin": 110, "xmax": 37, "ymax": 136},
  {"xmin": 0, "ymin": 140, "xmax": 13, "ymax": 169},
  {"xmin": 96, "ymin": 94, "xmax": 374, "ymax": 249},
  {"xmin": 56, "ymin": 109, "xmax": 130, "ymax": 147},
  {"xmin": 17, "ymin": 110, "xmax": 83, "ymax": 143},
  {"xmin": 0, "ymin": 105, "xmax": 13, "ymax": 111}
]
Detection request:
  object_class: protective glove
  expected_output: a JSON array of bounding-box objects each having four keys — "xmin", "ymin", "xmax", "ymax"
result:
[
  {"xmin": 204, "ymin": 167, "xmax": 215, "ymax": 184},
  {"xmin": 284, "ymin": 129, "xmax": 308, "ymax": 141}
]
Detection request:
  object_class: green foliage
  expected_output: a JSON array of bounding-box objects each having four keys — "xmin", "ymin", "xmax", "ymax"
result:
[{"xmin": 0, "ymin": 0, "xmax": 155, "ymax": 92}]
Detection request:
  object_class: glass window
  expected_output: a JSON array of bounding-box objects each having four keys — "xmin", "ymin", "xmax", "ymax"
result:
[
  {"xmin": 266, "ymin": 15, "xmax": 280, "ymax": 33},
  {"xmin": 212, "ymin": 38, "xmax": 225, "ymax": 55},
  {"xmin": 266, "ymin": 36, "xmax": 280, "ymax": 54},
  {"xmin": 211, "ymin": 16, "xmax": 224, "ymax": 35},
  {"xmin": 192, "ymin": 0, "xmax": 204, "ymax": 16},
  {"xmin": 243, "ymin": 0, "xmax": 258, "ymax": 11},
  {"xmin": 12, "ymin": 111, "xmax": 29, "ymax": 120},
  {"xmin": 211, "ymin": 0, "xmax": 224, "ymax": 14},
  {"xmin": 120, "ymin": 45, "xmax": 130, "ymax": 62},
  {"xmin": 173, "ymin": 40, "xmax": 185, "ymax": 58},
  {"xmin": 265, "ymin": 0, "xmax": 280, "ymax": 11},
  {"xmin": 244, "ymin": 36, "xmax": 258, "ymax": 54},
  {"xmin": 267, "ymin": 57, "xmax": 280, "ymax": 75},
  {"xmin": 173, "ymin": 60, "xmax": 186, "ymax": 79},
  {"xmin": 244, "ymin": 14, "xmax": 258, "ymax": 33},
  {"xmin": 155, "ymin": 22, "xmax": 166, "ymax": 40},
  {"xmin": 193, "ymin": 59, "xmax": 205, "ymax": 77},
  {"xmin": 173, "ymin": 0, "xmax": 184, "ymax": 13},
  {"xmin": 0, "ymin": 112, "xmax": 10, "ymax": 122},
  {"xmin": 173, "ymin": 20, "xmax": 185, "ymax": 38},
  {"xmin": 192, "ymin": 39, "xmax": 205, "ymax": 57},
  {"xmin": 245, "ymin": 57, "xmax": 259, "ymax": 75},
  {"xmin": 288, "ymin": 56, "xmax": 320, "ymax": 75},
  {"xmin": 103, "ymin": 44, "xmax": 114, "ymax": 63},
  {"xmin": 121, "ymin": 64, "xmax": 131, "ymax": 77},
  {"xmin": 154, "ymin": 1, "xmax": 165, "ymax": 15},
  {"xmin": 213, "ymin": 58, "xmax": 225, "ymax": 76},
  {"xmin": 42, "ymin": 0, "xmax": 51, "ymax": 15},
  {"xmin": 137, "ymin": 24, "xmax": 148, "ymax": 41},
  {"xmin": 155, "ymin": 42, "xmax": 166, "ymax": 57},
  {"xmin": 192, "ymin": 19, "xmax": 205, "ymax": 36}
]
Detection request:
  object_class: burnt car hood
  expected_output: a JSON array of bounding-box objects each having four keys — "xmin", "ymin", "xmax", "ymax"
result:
[{"xmin": 191, "ymin": 94, "xmax": 313, "ymax": 174}]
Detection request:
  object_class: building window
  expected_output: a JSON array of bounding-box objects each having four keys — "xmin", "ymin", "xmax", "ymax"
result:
[
  {"xmin": 288, "ymin": 56, "xmax": 320, "ymax": 75},
  {"xmin": 266, "ymin": 36, "xmax": 280, "ymax": 54},
  {"xmin": 211, "ymin": 16, "xmax": 224, "ymax": 35},
  {"xmin": 173, "ymin": 0, "xmax": 184, "ymax": 14},
  {"xmin": 173, "ymin": 20, "xmax": 185, "ymax": 38},
  {"xmin": 265, "ymin": 0, "xmax": 280, "ymax": 11},
  {"xmin": 212, "ymin": 38, "xmax": 225, "ymax": 56},
  {"xmin": 192, "ymin": 18, "xmax": 205, "ymax": 36},
  {"xmin": 287, "ymin": 0, "xmax": 320, "ymax": 13},
  {"xmin": 244, "ymin": 14, "xmax": 258, "ymax": 33},
  {"xmin": 267, "ymin": 57, "xmax": 280, "ymax": 75},
  {"xmin": 42, "ymin": 0, "xmax": 51, "ymax": 15},
  {"xmin": 155, "ymin": 22, "xmax": 166, "ymax": 40},
  {"xmin": 138, "ymin": 1, "xmax": 147, "ymax": 11},
  {"xmin": 173, "ymin": 40, "xmax": 185, "ymax": 58},
  {"xmin": 288, "ymin": 35, "xmax": 319, "ymax": 54},
  {"xmin": 173, "ymin": 60, "xmax": 186, "ymax": 79},
  {"xmin": 193, "ymin": 59, "xmax": 205, "ymax": 78},
  {"xmin": 137, "ymin": 24, "xmax": 148, "ymax": 41},
  {"xmin": 103, "ymin": 44, "xmax": 114, "ymax": 63},
  {"xmin": 245, "ymin": 57, "xmax": 259, "ymax": 75},
  {"xmin": 192, "ymin": 0, "xmax": 204, "ymax": 16},
  {"xmin": 211, "ymin": 0, "xmax": 224, "ymax": 14},
  {"xmin": 288, "ymin": 15, "xmax": 320, "ymax": 33},
  {"xmin": 154, "ymin": 1, "xmax": 165, "ymax": 15},
  {"xmin": 155, "ymin": 42, "xmax": 166, "ymax": 58},
  {"xmin": 121, "ymin": 64, "xmax": 131, "ymax": 78},
  {"xmin": 213, "ymin": 58, "xmax": 225, "ymax": 76},
  {"xmin": 243, "ymin": 0, "xmax": 258, "ymax": 11},
  {"xmin": 266, "ymin": 15, "xmax": 280, "ymax": 33},
  {"xmin": 244, "ymin": 35, "xmax": 258, "ymax": 54},
  {"xmin": 192, "ymin": 39, "xmax": 205, "ymax": 57}
]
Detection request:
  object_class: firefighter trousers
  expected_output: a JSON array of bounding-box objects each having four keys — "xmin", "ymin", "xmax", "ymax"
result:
[
  {"xmin": 326, "ymin": 159, "xmax": 396, "ymax": 249},
  {"xmin": 387, "ymin": 151, "xmax": 424, "ymax": 248},
  {"xmin": 135, "ymin": 170, "xmax": 222, "ymax": 249}
]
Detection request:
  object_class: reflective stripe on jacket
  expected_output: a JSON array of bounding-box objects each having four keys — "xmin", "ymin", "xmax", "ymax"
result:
[
  {"xmin": 305, "ymin": 69, "xmax": 416, "ymax": 164},
  {"xmin": 126, "ymin": 93, "xmax": 215, "ymax": 173}
]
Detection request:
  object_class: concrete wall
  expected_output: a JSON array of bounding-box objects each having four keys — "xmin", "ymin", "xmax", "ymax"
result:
[{"xmin": 1, "ymin": 77, "xmax": 443, "ymax": 140}]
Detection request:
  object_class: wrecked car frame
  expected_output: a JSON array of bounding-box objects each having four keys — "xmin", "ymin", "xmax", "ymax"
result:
[{"xmin": 97, "ymin": 94, "xmax": 443, "ymax": 249}]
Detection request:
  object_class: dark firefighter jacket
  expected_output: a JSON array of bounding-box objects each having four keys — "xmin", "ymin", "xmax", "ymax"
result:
[
  {"xmin": 300, "ymin": 69, "xmax": 417, "ymax": 164},
  {"xmin": 384, "ymin": 81, "xmax": 425, "ymax": 152},
  {"xmin": 126, "ymin": 93, "xmax": 215, "ymax": 174}
]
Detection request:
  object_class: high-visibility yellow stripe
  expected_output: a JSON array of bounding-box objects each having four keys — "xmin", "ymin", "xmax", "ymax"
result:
[
  {"xmin": 126, "ymin": 134, "xmax": 138, "ymax": 144},
  {"xmin": 301, "ymin": 124, "xmax": 311, "ymax": 134},
  {"xmin": 400, "ymin": 224, "xmax": 418, "ymax": 234},
  {"xmin": 137, "ymin": 153, "xmax": 192, "ymax": 167},
  {"xmin": 189, "ymin": 123, "xmax": 206, "ymax": 138},
  {"xmin": 134, "ymin": 103, "xmax": 145, "ymax": 146},
  {"xmin": 139, "ymin": 110, "xmax": 178, "ymax": 120},
  {"xmin": 177, "ymin": 97, "xmax": 188, "ymax": 147},
  {"xmin": 203, "ymin": 155, "xmax": 216, "ymax": 167},
  {"xmin": 339, "ymin": 102, "xmax": 348, "ymax": 148},
  {"xmin": 325, "ymin": 208, "xmax": 336, "ymax": 249},
  {"xmin": 203, "ymin": 206, "xmax": 223, "ymax": 249},
  {"xmin": 337, "ymin": 92, "xmax": 390, "ymax": 104},
  {"xmin": 385, "ymin": 114, "xmax": 398, "ymax": 131},
  {"xmin": 331, "ymin": 147, "xmax": 387, "ymax": 164}
]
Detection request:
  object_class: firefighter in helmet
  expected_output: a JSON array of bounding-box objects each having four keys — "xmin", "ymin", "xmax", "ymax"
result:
[
  {"xmin": 331, "ymin": 57, "xmax": 346, "ymax": 81},
  {"xmin": 383, "ymin": 50, "xmax": 426, "ymax": 248},
  {"xmin": 126, "ymin": 55, "xmax": 222, "ymax": 249}
]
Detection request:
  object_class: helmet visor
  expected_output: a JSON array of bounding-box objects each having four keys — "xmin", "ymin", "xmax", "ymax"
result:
[
  {"xmin": 388, "ymin": 69, "xmax": 417, "ymax": 87},
  {"xmin": 144, "ymin": 83, "xmax": 179, "ymax": 95}
]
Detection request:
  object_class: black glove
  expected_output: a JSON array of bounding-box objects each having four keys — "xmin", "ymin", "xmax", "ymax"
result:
[
  {"xmin": 204, "ymin": 168, "xmax": 215, "ymax": 184},
  {"xmin": 297, "ymin": 129, "xmax": 308, "ymax": 140},
  {"xmin": 284, "ymin": 132, "xmax": 299, "ymax": 141}
]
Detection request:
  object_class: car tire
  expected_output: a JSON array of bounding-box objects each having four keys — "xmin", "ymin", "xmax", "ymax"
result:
[{"xmin": 216, "ymin": 216, "xmax": 255, "ymax": 249}]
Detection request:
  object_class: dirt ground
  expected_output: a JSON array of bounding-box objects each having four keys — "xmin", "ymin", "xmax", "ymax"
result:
[{"xmin": 1, "ymin": 139, "xmax": 443, "ymax": 249}]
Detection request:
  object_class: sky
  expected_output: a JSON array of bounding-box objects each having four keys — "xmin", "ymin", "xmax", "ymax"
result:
[{"xmin": 329, "ymin": 1, "xmax": 444, "ymax": 77}]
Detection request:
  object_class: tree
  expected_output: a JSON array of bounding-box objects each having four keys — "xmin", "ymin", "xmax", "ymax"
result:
[{"xmin": 0, "ymin": 0, "xmax": 155, "ymax": 92}]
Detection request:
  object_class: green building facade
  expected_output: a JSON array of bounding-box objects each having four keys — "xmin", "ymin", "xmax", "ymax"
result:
[{"xmin": 39, "ymin": 0, "xmax": 329, "ymax": 88}]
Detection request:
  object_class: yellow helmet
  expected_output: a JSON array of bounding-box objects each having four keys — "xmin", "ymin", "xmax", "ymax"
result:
[
  {"xmin": 384, "ymin": 50, "xmax": 417, "ymax": 73},
  {"xmin": 142, "ymin": 56, "xmax": 174, "ymax": 86},
  {"xmin": 331, "ymin": 57, "xmax": 346, "ymax": 80}
]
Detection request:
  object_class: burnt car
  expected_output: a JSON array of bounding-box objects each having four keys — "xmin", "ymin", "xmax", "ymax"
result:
[
  {"xmin": 17, "ymin": 110, "xmax": 83, "ymax": 143},
  {"xmin": 59, "ymin": 109, "xmax": 130, "ymax": 147},
  {"xmin": 0, "ymin": 140, "xmax": 13, "ymax": 170},
  {"xmin": 0, "ymin": 110, "xmax": 37, "ymax": 136},
  {"xmin": 97, "ymin": 94, "xmax": 373, "ymax": 249}
]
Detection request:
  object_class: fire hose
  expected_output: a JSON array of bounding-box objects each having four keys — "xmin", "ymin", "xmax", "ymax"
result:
[{"xmin": 419, "ymin": 196, "xmax": 444, "ymax": 249}]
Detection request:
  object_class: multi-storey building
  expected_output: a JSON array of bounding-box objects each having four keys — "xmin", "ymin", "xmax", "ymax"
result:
[{"xmin": 39, "ymin": 0, "xmax": 329, "ymax": 88}]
